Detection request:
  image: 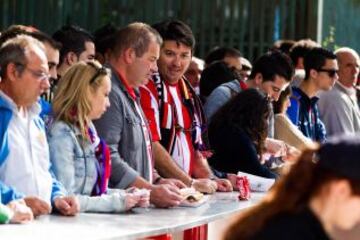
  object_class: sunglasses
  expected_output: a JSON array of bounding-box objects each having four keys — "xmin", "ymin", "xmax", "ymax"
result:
[
  {"xmin": 87, "ymin": 61, "xmax": 108, "ymax": 84},
  {"xmin": 317, "ymin": 68, "xmax": 338, "ymax": 78}
]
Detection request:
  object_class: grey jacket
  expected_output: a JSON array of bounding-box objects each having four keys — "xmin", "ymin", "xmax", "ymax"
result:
[
  {"xmin": 318, "ymin": 81, "xmax": 360, "ymax": 136},
  {"xmin": 204, "ymin": 80, "xmax": 241, "ymax": 121},
  {"xmin": 48, "ymin": 121, "xmax": 127, "ymax": 213},
  {"xmin": 93, "ymin": 66, "xmax": 151, "ymax": 189},
  {"xmin": 204, "ymin": 80, "xmax": 274, "ymax": 137}
]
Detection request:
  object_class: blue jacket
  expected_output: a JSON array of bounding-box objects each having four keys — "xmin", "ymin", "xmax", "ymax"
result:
[
  {"xmin": 39, "ymin": 98, "xmax": 53, "ymax": 125},
  {"xmin": 0, "ymin": 181, "xmax": 23, "ymax": 205},
  {"xmin": 0, "ymin": 96, "xmax": 11, "ymax": 164},
  {"xmin": 0, "ymin": 96, "xmax": 22, "ymax": 205},
  {"xmin": 1, "ymin": 97, "xmax": 52, "ymax": 162},
  {"xmin": 0, "ymin": 93, "xmax": 65, "ymax": 203},
  {"xmin": 287, "ymin": 87, "xmax": 326, "ymax": 142},
  {"xmin": 49, "ymin": 121, "xmax": 127, "ymax": 213}
]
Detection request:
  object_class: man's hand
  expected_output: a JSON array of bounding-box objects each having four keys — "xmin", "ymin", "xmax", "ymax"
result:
[
  {"xmin": 192, "ymin": 151, "xmax": 212, "ymax": 178},
  {"xmin": 192, "ymin": 179, "xmax": 217, "ymax": 194},
  {"xmin": 150, "ymin": 184, "xmax": 182, "ymax": 208},
  {"xmin": 157, "ymin": 178, "xmax": 186, "ymax": 189},
  {"xmin": 7, "ymin": 199, "xmax": 34, "ymax": 223},
  {"xmin": 23, "ymin": 196, "xmax": 51, "ymax": 217},
  {"xmin": 53, "ymin": 196, "xmax": 79, "ymax": 216},
  {"xmin": 213, "ymin": 178, "xmax": 233, "ymax": 192}
]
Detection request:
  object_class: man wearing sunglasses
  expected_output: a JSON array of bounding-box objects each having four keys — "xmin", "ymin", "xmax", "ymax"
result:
[
  {"xmin": 318, "ymin": 47, "xmax": 360, "ymax": 136},
  {"xmin": 287, "ymin": 47, "xmax": 338, "ymax": 142},
  {"xmin": 289, "ymin": 39, "xmax": 321, "ymax": 87}
]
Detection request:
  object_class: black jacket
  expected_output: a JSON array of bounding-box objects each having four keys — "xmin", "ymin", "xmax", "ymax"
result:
[
  {"xmin": 208, "ymin": 123, "xmax": 276, "ymax": 178},
  {"xmin": 251, "ymin": 208, "xmax": 330, "ymax": 240}
]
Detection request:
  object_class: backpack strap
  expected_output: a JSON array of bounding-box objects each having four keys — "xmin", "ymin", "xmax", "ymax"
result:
[{"xmin": 224, "ymin": 80, "xmax": 247, "ymax": 98}]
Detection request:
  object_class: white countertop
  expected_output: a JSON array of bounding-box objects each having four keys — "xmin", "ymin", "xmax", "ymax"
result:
[{"xmin": 0, "ymin": 192, "xmax": 265, "ymax": 240}]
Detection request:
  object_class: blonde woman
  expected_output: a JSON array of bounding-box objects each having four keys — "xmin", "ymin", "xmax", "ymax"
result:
[{"xmin": 48, "ymin": 61, "xmax": 148, "ymax": 213}]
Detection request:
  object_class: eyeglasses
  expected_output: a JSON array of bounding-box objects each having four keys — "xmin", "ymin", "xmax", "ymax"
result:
[
  {"xmin": 87, "ymin": 61, "xmax": 108, "ymax": 84},
  {"xmin": 16, "ymin": 63, "xmax": 50, "ymax": 82},
  {"xmin": 317, "ymin": 68, "xmax": 338, "ymax": 78},
  {"xmin": 26, "ymin": 67, "xmax": 51, "ymax": 82}
]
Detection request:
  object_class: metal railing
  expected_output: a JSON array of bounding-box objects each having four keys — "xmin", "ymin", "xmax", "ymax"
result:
[{"xmin": 0, "ymin": 0, "xmax": 318, "ymax": 60}]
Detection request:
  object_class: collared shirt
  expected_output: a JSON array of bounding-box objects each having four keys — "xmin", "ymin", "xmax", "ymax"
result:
[
  {"xmin": 116, "ymin": 70, "xmax": 136, "ymax": 100},
  {"xmin": 318, "ymin": 81, "xmax": 360, "ymax": 136},
  {"xmin": 287, "ymin": 87, "xmax": 327, "ymax": 142},
  {"xmin": 114, "ymin": 70, "xmax": 153, "ymax": 183},
  {"xmin": 0, "ymin": 91, "xmax": 53, "ymax": 204}
]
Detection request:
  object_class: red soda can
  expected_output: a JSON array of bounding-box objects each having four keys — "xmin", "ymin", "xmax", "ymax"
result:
[{"xmin": 237, "ymin": 176, "xmax": 250, "ymax": 200}]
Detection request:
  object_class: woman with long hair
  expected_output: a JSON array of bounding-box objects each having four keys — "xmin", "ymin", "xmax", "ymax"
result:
[
  {"xmin": 208, "ymin": 88, "xmax": 276, "ymax": 178},
  {"xmin": 224, "ymin": 135, "xmax": 360, "ymax": 240},
  {"xmin": 48, "ymin": 61, "xmax": 148, "ymax": 213}
]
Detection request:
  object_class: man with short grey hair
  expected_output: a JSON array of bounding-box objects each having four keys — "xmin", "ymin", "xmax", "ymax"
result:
[
  {"xmin": 318, "ymin": 47, "xmax": 360, "ymax": 136},
  {"xmin": 94, "ymin": 22, "xmax": 184, "ymax": 208},
  {"xmin": 0, "ymin": 35, "xmax": 79, "ymax": 217}
]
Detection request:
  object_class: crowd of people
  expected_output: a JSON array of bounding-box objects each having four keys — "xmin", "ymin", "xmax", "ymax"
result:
[{"xmin": 0, "ymin": 19, "xmax": 359, "ymax": 240}]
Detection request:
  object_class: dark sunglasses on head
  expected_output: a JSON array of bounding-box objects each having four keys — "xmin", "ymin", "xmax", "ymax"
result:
[
  {"xmin": 87, "ymin": 61, "xmax": 108, "ymax": 84},
  {"xmin": 317, "ymin": 68, "xmax": 338, "ymax": 78}
]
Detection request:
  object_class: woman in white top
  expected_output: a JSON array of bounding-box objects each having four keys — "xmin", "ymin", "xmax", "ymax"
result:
[{"xmin": 273, "ymin": 87, "xmax": 314, "ymax": 150}]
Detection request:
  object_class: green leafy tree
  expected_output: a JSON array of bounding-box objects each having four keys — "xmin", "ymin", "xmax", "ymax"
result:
[{"xmin": 322, "ymin": 26, "xmax": 339, "ymax": 51}]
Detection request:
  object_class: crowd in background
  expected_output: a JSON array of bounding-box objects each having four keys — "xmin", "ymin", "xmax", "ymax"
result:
[{"xmin": 0, "ymin": 20, "xmax": 360, "ymax": 240}]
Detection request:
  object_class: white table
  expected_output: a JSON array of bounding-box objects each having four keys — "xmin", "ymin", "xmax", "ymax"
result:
[{"xmin": 0, "ymin": 192, "xmax": 265, "ymax": 240}]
